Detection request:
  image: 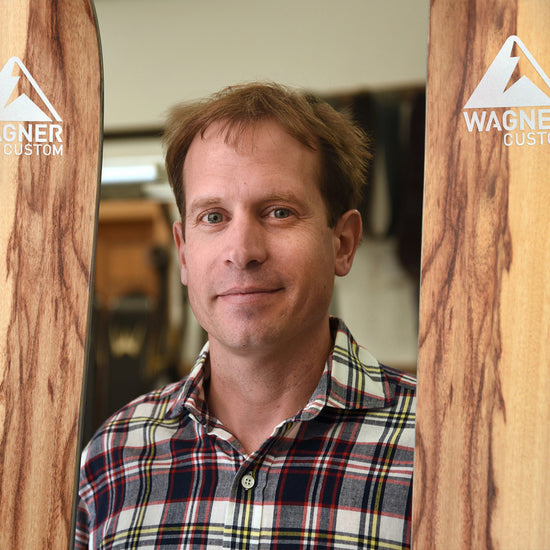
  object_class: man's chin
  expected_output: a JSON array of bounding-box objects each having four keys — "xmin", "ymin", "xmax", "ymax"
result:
[{"xmin": 209, "ymin": 323, "xmax": 289, "ymax": 355}]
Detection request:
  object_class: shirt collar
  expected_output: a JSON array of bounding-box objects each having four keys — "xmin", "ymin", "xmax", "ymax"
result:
[
  {"xmin": 166, "ymin": 344, "xmax": 211, "ymax": 422},
  {"xmin": 166, "ymin": 317, "xmax": 393, "ymax": 423},
  {"xmin": 298, "ymin": 317, "xmax": 393, "ymax": 421}
]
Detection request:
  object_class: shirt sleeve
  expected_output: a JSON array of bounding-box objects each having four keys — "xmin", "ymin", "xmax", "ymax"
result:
[{"xmin": 73, "ymin": 448, "xmax": 92, "ymax": 550}]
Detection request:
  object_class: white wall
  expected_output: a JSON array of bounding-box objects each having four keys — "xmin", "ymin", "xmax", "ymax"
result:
[{"xmin": 94, "ymin": 0, "xmax": 429, "ymax": 131}]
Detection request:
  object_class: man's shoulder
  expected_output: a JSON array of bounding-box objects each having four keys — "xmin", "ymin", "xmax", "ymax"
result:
[
  {"xmin": 376, "ymin": 364, "xmax": 416, "ymax": 422},
  {"xmin": 82, "ymin": 377, "xmax": 190, "ymax": 461},
  {"xmin": 104, "ymin": 377, "xmax": 187, "ymax": 424},
  {"xmin": 380, "ymin": 364, "xmax": 416, "ymax": 393}
]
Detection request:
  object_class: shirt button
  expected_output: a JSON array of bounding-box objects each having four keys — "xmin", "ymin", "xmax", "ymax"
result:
[{"xmin": 241, "ymin": 473, "xmax": 255, "ymax": 490}]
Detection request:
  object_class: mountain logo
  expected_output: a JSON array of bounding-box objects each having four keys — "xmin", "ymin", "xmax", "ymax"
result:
[
  {"xmin": 464, "ymin": 35, "xmax": 550, "ymax": 109},
  {"xmin": 0, "ymin": 57, "xmax": 61, "ymax": 122}
]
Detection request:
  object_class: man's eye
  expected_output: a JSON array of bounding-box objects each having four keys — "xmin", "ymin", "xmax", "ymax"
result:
[
  {"xmin": 272, "ymin": 208, "xmax": 291, "ymax": 219},
  {"xmin": 204, "ymin": 212, "xmax": 223, "ymax": 224}
]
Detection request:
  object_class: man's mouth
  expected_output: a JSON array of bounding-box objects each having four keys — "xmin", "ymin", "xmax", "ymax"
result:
[
  {"xmin": 217, "ymin": 286, "xmax": 283, "ymax": 303},
  {"xmin": 219, "ymin": 286, "xmax": 281, "ymax": 296}
]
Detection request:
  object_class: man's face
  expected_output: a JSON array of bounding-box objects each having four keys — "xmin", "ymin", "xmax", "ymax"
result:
[{"xmin": 173, "ymin": 119, "xmax": 357, "ymax": 357}]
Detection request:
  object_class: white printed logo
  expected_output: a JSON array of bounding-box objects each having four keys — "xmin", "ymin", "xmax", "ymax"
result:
[
  {"xmin": 0, "ymin": 57, "xmax": 61, "ymax": 121},
  {"xmin": 465, "ymin": 35, "xmax": 550, "ymax": 108},
  {"xmin": 463, "ymin": 36, "xmax": 550, "ymax": 147},
  {"xmin": 0, "ymin": 56, "xmax": 63, "ymax": 156}
]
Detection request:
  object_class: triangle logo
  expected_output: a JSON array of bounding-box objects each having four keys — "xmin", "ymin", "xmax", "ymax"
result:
[
  {"xmin": 0, "ymin": 57, "xmax": 62, "ymax": 122},
  {"xmin": 464, "ymin": 35, "xmax": 550, "ymax": 109}
]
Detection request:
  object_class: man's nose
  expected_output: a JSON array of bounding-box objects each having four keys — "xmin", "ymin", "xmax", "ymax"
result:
[{"xmin": 224, "ymin": 215, "xmax": 268, "ymax": 269}]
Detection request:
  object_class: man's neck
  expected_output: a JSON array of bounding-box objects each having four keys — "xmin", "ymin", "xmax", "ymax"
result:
[{"xmin": 205, "ymin": 325, "xmax": 333, "ymax": 456}]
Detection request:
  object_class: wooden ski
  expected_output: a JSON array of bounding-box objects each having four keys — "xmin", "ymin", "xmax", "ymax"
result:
[
  {"xmin": 0, "ymin": 1, "xmax": 102, "ymax": 548},
  {"xmin": 413, "ymin": 1, "xmax": 550, "ymax": 549}
]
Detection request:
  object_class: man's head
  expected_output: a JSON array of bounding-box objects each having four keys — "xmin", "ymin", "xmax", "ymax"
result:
[
  {"xmin": 165, "ymin": 83, "xmax": 370, "ymax": 356},
  {"xmin": 163, "ymin": 82, "xmax": 371, "ymax": 227}
]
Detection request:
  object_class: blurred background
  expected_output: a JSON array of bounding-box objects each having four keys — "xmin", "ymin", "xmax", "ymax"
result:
[{"xmin": 84, "ymin": 0, "xmax": 430, "ymax": 441}]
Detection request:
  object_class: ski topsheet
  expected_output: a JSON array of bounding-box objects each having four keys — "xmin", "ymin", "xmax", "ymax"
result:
[
  {"xmin": 414, "ymin": 1, "xmax": 550, "ymax": 549},
  {"xmin": 0, "ymin": 1, "xmax": 102, "ymax": 548}
]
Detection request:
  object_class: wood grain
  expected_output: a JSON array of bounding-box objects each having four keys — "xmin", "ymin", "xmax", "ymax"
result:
[
  {"xmin": 0, "ymin": 1, "xmax": 102, "ymax": 548},
  {"xmin": 413, "ymin": 1, "xmax": 550, "ymax": 549}
]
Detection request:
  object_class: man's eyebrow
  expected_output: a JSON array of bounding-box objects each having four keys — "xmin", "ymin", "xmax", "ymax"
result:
[
  {"xmin": 263, "ymin": 192, "xmax": 304, "ymax": 203},
  {"xmin": 188, "ymin": 192, "xmax": 307, "ymax": 212},
  {"xmin": 187, "ymin": 197, "xmax": 224, "ymax": 214}
]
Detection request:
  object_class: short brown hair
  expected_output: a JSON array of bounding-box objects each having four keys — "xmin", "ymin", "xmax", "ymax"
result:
[{"xmin": 163, "ymin": 82, "xmax": 371, "ymax": 227}]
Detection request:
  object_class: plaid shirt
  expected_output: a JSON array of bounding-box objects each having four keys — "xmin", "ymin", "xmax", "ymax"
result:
[{"xmin": 75, "ymin": 318, "xmax": 416, "ymax": 549}]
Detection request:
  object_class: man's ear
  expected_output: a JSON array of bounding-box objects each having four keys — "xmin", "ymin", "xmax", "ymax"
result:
[
  {"xmin": 333, "ymin": 209, "xmax": 362, "ymax": 277},
  {"xmin": 173, "ymin": 221, "xmax": 188, "ymax": 286}
]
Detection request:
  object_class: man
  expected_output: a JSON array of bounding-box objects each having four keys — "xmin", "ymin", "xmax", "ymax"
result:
[{"xmin": 76, "ymin": 82, "xmax": 416, "ymax": 549}]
